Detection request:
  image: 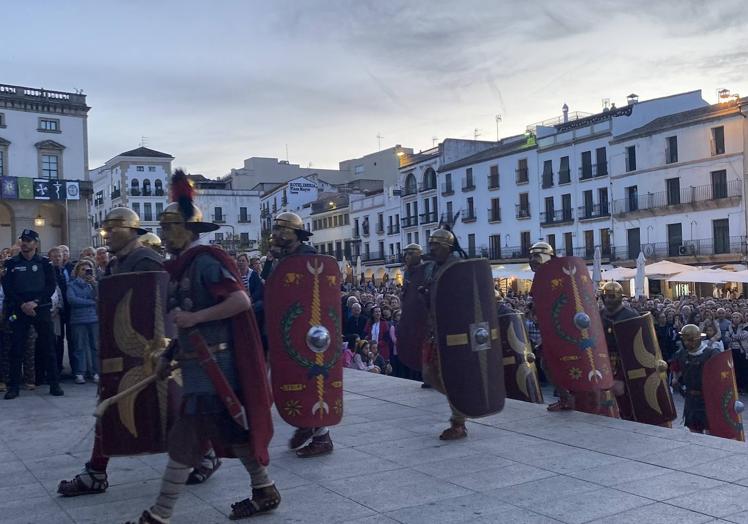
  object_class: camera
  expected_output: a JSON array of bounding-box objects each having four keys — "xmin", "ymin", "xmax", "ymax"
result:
[{"xmin": 85, "ymin": 268, "xmax": 94, "ymax": 276}]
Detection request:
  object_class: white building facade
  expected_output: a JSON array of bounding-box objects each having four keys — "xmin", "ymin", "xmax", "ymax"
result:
[{"xmin": 0, "ymin": 83, "xmax": 92, "ymax": 253}]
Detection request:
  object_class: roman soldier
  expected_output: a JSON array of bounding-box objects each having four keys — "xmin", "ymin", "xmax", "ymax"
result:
[
  {"xmin": 265, "ymin": 212, "xmax": 335, "ymax": 459},
  {"xmin": 671, "ymin": 324, "xmax": 720, "ymax": 434},
  {"xmin": 600, "ymin": 281, "xmax": 638, "ymax": 420},
  {"xmin": 139, "ymin": 232, "xmax": 164, "ymax": 256},
  {"xmin": 420, "ymin": 228, "xmax": 470, "ymax": 440},
  {"xmin": 128, "ymin": 171, "xmax": 278, "ymax": 523},
  {"xmin": 58, "ymin": 207, "xmax": 220, "ymax": 496}
]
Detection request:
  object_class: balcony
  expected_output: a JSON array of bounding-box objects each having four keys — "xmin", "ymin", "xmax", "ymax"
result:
[
  {"xmin": 387, "ymin": 224, "xmax": 400, "ymax": 235},
  {"xmin": 361, "ymin": 251, "xmax": 386, "ymax": 263},
  {"xmin": 352, "ymin": 229, "xmax": 361, "ymax": 239},
  {"xmin": 238, "ymin": 214, "xmax": 251, "ymax": 223},
  {"xmin": 515, "ymin": 168, "xmax": 529, "ymax": 184},
  {"xmin": 401, "ymin": 216, "xmax": 418, "ymax": 228},
  {"xmin": 212, "ymin": 214, "xmax": 226, "ymax": 224},
  {"xmin": 461, "ymin": 210, "xmax": 477, "ymax": 223},
  {"xmin": 577, "ymin": 203, "xmax": 610, "ymax": 221},
  {"xmin": 376, "ymin": 225, "xmax": 385, "ymax": 234},
  {"xmin": 385, "ymin": 253, "xmax": 403, "ymax": 265},
  {"xmin": 462, "ymin": 177, "xmax": 475, "ymax": 192},
  {"xmin": 488, "ymin": 174, "xmax": 499, "ymax": 190},
  {"xmin": 488, "ymin": 245, "xmax": 530, "ymax": 261},
  {"xmin": 111, "ymin": 188, "xmax": 121, "ymax": 199},
  {"xmin": 441, "ymin": 182, "xmax": 454, "ymax": 196},
  {"xmin": 420, "ymin": 211, "xmax": 438, "ymax": 225},
  {"xmin": 612, "ymin": 180, "xmax": 742, "ymax": 217},
  {"xmin": 142, "ymin": 189, "xmax": 152, "ymax": 197},
  {"xmin": 613, "ymin": 236, "xmax": 747, "ymax": 262},
  {"xmin": 129, "ymin": 188, "xmax": 140, "ymax": 196},
  {"xmin": 579, "ymin": 162, "xmax": 608, "ymax": 180},
  {"xmin": 558, "ymin": 168, "xmax": 571, "ymax": 185},
  {"xmin": 515, "ymin": 204, "xmax": 531, "ymax": 219},
  {"xmin": 155, "ymin": 189, "xmax": 165, "ymax": 196},
  {"xmin": 402, "ymin": 184, "xmax": 418, "ymax": 197},
  {"xmin": 487, "ymin": 208, "xmax": 501, "ymax": 223},
  {"xmin": 361, "ymin": 226, "xmax": 370, "ymax": 237},
  {"xmin": 419, "ymin": 181, "xmax": 437, "ymax": 192},
  {"xmin": 540, "ymin": 209, "xmax": 574, "ymax": 225}
]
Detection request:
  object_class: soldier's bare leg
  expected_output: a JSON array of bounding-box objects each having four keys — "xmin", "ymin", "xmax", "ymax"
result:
[{"xmin": 439, "ymin": 408, "xmax": 468, "ymax": 440}]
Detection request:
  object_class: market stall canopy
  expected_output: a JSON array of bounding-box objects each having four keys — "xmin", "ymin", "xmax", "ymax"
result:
[
  {"xmin": 668, "ymin": 269, "xmax": 735, "ymax": 284},
  {"xmin": 644, "ymin": 260, "xmax": 694, "ymax": 279},
  {"xmin": 722, "ymin": 270, "xmax": 748, "ymax": 284},
  {"xmin": 492, "ymin": 265, "xmax": 535, "ymax": 280},
  {"xmin": 601, "ymin": 267, "xmax": 636, "ymax": 281}
]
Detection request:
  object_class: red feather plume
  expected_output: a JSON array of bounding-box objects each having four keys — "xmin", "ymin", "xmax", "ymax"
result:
[{"xmin": 170, "ymin": 169, "xmax": 195, "ymax": 221}]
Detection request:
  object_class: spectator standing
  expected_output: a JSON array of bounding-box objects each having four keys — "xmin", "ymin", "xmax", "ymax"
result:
[
  {"xmin": 344, "ymin": 303, "xmax": 367, "ymax": 344},
  {"xmin": 94, "ymin": 248, "xmax": 109, "ymax": 281},
  {"xmin": 67, "ymin": 260, "xmax": 99, "ymax": 384},
  {"xmin": 365, "ymin": 306, "xmax": 390, "ymax": 360},
  {"xmin": 237, "ymin": 254, "xmax": 251, "ymax": 291},
  {"xmin": 48, "ymin": 246, "xmax": 69, "ymax": 375},
  {"xmin": 2, "ymin": 230, "xmax": 63, "ymax": 399}
]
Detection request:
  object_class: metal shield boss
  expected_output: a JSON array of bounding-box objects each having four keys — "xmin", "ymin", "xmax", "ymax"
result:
[
  {"xmin": 266, "ymin": 255, "xmax": 344, "ymax": 427},
  {"xmin": 498, "ymin": 312, "xmax": 543, "ymax": 404},
  {"xmin": 532, "ymin": 257, "xmax": 613, "ymax": 392},
  {"xmin": 612, "ymin": 313, "xmax": 676, "ymax": 425},
  {"xmin": 703, "ymin": 351, "xmax": 745, "ymax": 441},
  {"xmin": 98, "ymin": 271, "xmax": 178, "ymax": 456},
  {"xmin": 396, "ymin": 263, "xmax": 430, "ymax": 372},
  {"xmin": 433, "ymin": 259, "xmax": 505, "ymax": 418}
]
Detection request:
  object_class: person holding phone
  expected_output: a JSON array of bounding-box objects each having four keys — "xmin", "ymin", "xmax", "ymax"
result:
[{"xmin": 67, "ymin": 260, "xmax": 99, "ymax": 384}]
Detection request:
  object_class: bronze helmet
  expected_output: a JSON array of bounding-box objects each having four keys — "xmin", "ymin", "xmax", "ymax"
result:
[
  {"xmin": 159, "ymin": 201, "xmax": 219, "ymax": 234},
  {"xmin": 428, "ymin": 229, "xmax": 455, "ymax": 248},
  {"xmin": 601, "ymin": 281, "xmax": 624, "ymax": 297},
  {"xmin": 403, "ymin": 243, "xmax": 422, "ymax": 254},
  {"xmin": 529, "ymin": 241, "xmax": 555, "ymax": 257},
  {"xmin": 273, "ymin": 211, "xmax": 312, "ymax": 240},
  {"xmin": 101, "ymin": 207, "xmax": 147, "ymax": 235},
  {"xmin": 139, "ymin": 232, "xmax": 162, "ymax": 250}
]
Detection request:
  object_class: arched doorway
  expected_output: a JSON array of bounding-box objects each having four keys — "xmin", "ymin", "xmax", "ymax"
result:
[{"xmin": 0, "ymin": 202, "xmax": 13, "ymax": 249}]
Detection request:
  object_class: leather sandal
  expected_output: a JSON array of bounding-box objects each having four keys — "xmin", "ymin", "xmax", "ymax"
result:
[
  {"xmin": 125, "ymin": 509, "xmax": 169, "ymax": 524},
  {"xmin": 296, "ymin": 432, "xmax": 333, "ymax": 458},
  {"xmin": 547, "ymin": 399, "xmax": 573, "ymax": 412},
  {"xmin": 186, "ymin": 456, "xmax": 222, "ymax": 485},
  {"xmin": 288, "ymin": 427, "xmax": 314, "ymax": 450},
  {"xmin": 439, "ymin": 424, "xmax": 467, "ymax": 440},
  {"xmin": 57, "ymin": 465, "xmax": 108, "ymax": 497},
  {"xmin": 229, "ymin": 484, "xmax": 281, "ymax": 520}
]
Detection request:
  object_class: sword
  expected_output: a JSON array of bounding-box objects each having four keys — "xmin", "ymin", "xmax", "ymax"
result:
[
  {"xmin": 93, "ymin": 362, "xmax": 179, "ymax": 418},
  {"xmin": 188, "ymin": 330, "xmax": 250, "ymax": 431}
]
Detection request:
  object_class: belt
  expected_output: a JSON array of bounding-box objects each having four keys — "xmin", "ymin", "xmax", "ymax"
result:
[{"xmin": 178, "ymin": 342, "xmax": 229, "ymax": 360}]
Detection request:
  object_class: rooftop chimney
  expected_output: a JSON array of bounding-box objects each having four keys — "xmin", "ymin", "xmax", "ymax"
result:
[
  {"xmin": 627, "ymin": 93, "xmax": 639, "ymax": 105},
  {"xmin": 562, "ymin": 103, "xmax": 569, "ymax": 123}
]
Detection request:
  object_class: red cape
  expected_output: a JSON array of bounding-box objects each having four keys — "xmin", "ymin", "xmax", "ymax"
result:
[{"xmin": 166, "ymin": 245, "xmax": 274, "ymax": 466}]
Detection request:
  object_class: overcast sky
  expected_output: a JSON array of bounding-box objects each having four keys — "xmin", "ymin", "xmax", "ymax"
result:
[{"xmin": 3, "ymin": 0, "xmax": 747, "ymax": 177}]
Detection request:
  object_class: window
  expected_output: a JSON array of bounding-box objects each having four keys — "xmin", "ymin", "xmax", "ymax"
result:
[
  {"xmin": 666, "ymin": 136, "xmax": 678, "ymax": 164},
  {"xmin": 41, "ymin": 154, "xmax": 59, "ymax": 178},
  {"xmin": 516, "ymin": 158, "xmax": 529, "ymax": 183},
  {"xmin": 143, "ymin": 203, "xmax": 153, "ymax": 222},
  {"xmin": 547, "ymin": 234, "xmax": 556, "ymax": 252},
  {"xmin": 625, "ymin": 146, "xmax": 637, "ymax": 171},
  {"xmin": 542, "ymin": 160, "xmax": 553, "ymax": 188},
  {"xmin": 564, "ymin": 232, "xmax": 573, "ymax": 257},
  {"xmin": 600, "ymin": 228, "xmax": 611, "ymax": 256},
  {"xmin": 446, "ymin": 201, "xmax": 453, "ymax": 223},
  {"xmin": 0, "ymin": 147, "xmax": 4, "ymax": 177},
  {"xmin": 489, "ymin": 234, "xmax": 501, "ymax": 259},
  {"xmin": 711, "ymin": 170, "xmax": 728, "ymax": 199},
  {"xmin": 561, "ymin": 194, "xmax": 572, "ymax": 221},
  {"xmin": 627, "ymin": 228, "xmax": 641, "ymax": 260},
  {"xmin": 443, "ymin": 173, "xmax": 453, "ymax": 194},
  {"xmin": 584, "ymin": 230, "xmax": 594, "ymax": 258},
  {"xmin": 156, "ymin": 202, "xmax": 163, "ymax": 217},
  {"xmin": 148, "ymin": 166, "xmax": 156, "ymax": 172},
  {"xmin": 214, "ymin": 207, "xmax": 223, "ymax": 222},
  {"xmin": 666, "ymin": 178, "xmax": 680, "ymax": 206},
  {"xmin": 466, "ymin": 197, "xmax": 475, "ymax": 219},
  {"xmin": 354, "ymin": 164, "xmax": 364, "ymax": 176},
  {"xmin": 240, "ymin": 207, "xmax": 248, "ymax": 222},
  {"xmin": 544, "ymin": 196, "xmax": 554, "ymax": 223},
  {"xmin": 154, "ymin": 179, "xmax": 164, "ymax": 196},
  {"xmin": 580, "ymin": 151, "xmax": 592, "ymax": 179},
  {"xmin": 667, "ymin": 223, "xmax": 683, "ymax": 256},
  {"xmin": 583, "ymin": 190, "xmax": 593, "ymax": 217},
  {"xmin": 344, "ymin": 214, "xmax": 350, "ymax": 225},
  {"xmin": 490, "ymin": 197, "xmax": 501, "ymax": 222},
  {"xmin": 462, "ymin": 167, "xmax": 474, "ymax": 191},
  {"xmin": 38, "ymin": 118, "xmax": 59, "ymax": 132},
  {"xmin": 559, "ymin": 156, "xmax": 570, "ymax": 184},
  {"xmin": 132, "ymin": 202, "xmax": 141, "ymax": 217},
  {"xmin": 0, "ymin": 113, "xmax": 5, "ymax": 127},
  {"xmin": 713, "ymin": 219, "xmax": 730, "ymax": 254},
  {"xmin": 136, "ymin": 166, "xmax": 145, "ymax": 172},
  {"xmin": 520, "ymin": 231, "xmax": 531, "ymax": 255},
  {"xmin": 626, "ymin": 186, "xmax": 638, "ymax": 212},
  {"xmin": 467, "ymin": 234, "xmax": 476, "ymax": 257},
  {"xmin": 598, "ymin": 188, "xmax": 609, "ymax": 215},
  {"xmin": 595, "ymin": 147, "xmax": 607, "ymax": 176},
  {"xmin": 240, "ymin": 232, "xmax": 250, "ymax": 245},
  {"xmin": 518, "ymin": 193, "xmax": 530, "ymax": 218},
  {"xmin": 142, "ymin": 179, "xmax": 151, "ymax": 196},
  {"xmin": 488, "ymin": 165, "xmax": 499, "ymax": 189},
  {"xmin": 414, "ymin": 232, "xmax": 419, "ymax": 245},
  {"xmin": 712, "ymin": 126, "xmax": 725, "ymax": 155}
]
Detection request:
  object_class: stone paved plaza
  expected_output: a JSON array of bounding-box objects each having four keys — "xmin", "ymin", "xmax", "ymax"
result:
[{"xmin": 3, "ymin": 369, "xmax": 748, "ymax": 523}]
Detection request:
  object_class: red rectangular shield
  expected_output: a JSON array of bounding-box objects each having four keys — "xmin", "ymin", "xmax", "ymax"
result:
[
  {"xmin": 98, "ymin": 271, "xmax": 175, "ymax": 456},
  {"xmin": 498, "ymin": 312, "xmax": 543, "ymax": 404},
  {"xmin": 266, "ymin": 255, "xmax": 344, "ymax": 428},
  {"xmin": 433, "ymin": 259, "xmax": 505, "ymax": 418},
  {"xmin": 703, "ymin": 351, "xmax": 745, "ymax": 441},
  {"xmin": 531, "ymin": 257, "xmax": 613, "ymax": 392},
  {"xmin": 396, "ymin": 263, "xmax": 430, "ymax": 371},
  {"xmin": 613, "ymin": 313, "xmax": 676, "ymax": 425}
]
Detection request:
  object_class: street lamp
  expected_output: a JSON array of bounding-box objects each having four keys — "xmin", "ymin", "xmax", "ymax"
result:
[{"xmin": 34, "ymin": 214, "xmax": 45, "ymax": 227}]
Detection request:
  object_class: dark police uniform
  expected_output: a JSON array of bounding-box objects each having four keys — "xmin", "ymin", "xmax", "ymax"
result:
[{"xmin": 1, "ymin": 246, "xmax": 60, "ymax": 396}]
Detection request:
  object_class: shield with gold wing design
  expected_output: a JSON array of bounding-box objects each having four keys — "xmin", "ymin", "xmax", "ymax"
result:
[
  {"xmin": 498, "ymin": 312, "xmax": 543, "ymax": 404},
  {"xmin": 266, "ymin": 254, "xmax": 343, "ymax": 428},
  {"xmin": 703, "ymin": 351, "xmax": 745, "ymax": 441},
  {"xmin": 433, "ymin": 259, "xmax": 505, "ymax": 418},
  {"xmin": 613, "ymin": 313, "xmax": 676, "ymax": 426},
  {"xmin": 532, "ymin": 256, "xmax": 613, "ymax": 392},
  {"xmin": 397, "ymin": 263, "xmax": 430, "ymax": 372},
  {"xmin": 98, "ymin": 271, "xmax": 175, "ymax": 456}
]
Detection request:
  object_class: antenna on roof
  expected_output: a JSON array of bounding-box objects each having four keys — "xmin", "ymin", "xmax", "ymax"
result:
[
  {"xmin": 432, "ymin": 136, "xmax": 439, "ymax": 147},
  {"xmin": 376, "ymin": 133, "xmax": 384, "ymax": 151},
  {"xmin": 474, "ymin": 128, "xmax": 481, "ymax": 140},
  {"xmin": 285, "ymin": 144, "xmax": 289, "ymax": 162},
  {"xmin": 140, "ymin": 136, "xmax": 149, "ymax": 147},
  {"xmin": 495, "ymin": 114, "xmax": 502, "ymax": 141}
]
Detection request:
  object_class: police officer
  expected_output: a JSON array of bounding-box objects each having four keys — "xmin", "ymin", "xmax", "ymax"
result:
[{"xmin": 1, "ymin": 229, "xmax": 63, "ymax": 399}]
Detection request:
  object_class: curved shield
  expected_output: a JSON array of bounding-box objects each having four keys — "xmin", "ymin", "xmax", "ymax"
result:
[
  {"xmin": 531, "ymin": 256, "xmax": 613, "ymax": 392},
  {"xmin": 433, "ymin": 259, "xmax": 505, "ymax": 418},
  {"xmin": 98, "ymin": 271, "xmax": 174, "ymax": 456},
  {"xmin": 397, "ymin": 263, "xmax": 430, "ymax": 371},
  {"xmin": 498, "ymin": 312, "xmax": 543, "ymax": 403},
  {"xmin": 266, "ymin": 255, "xmax": 343, "ymax": 428},
  {"xmin": 703, "ymin": 351, "xmax": 745, "ymax": 441},
  {"xmin": 613, "ymin": 313, "xmax": 676, "ymax": 426}
]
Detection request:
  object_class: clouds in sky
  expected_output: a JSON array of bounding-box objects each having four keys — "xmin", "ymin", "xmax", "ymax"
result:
[{"xmin": 1, "ymin": 0, "xmax": 746, "ymax": 177}]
